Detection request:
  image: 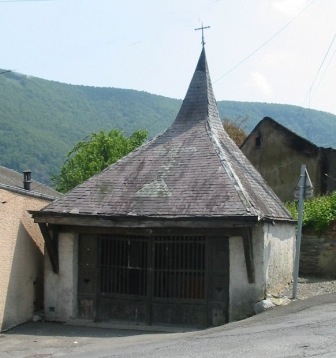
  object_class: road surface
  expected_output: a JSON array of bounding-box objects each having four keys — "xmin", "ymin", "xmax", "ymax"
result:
[{"xmin": 1, "ymin": 293, "xmax": 335, "ymax": 357}]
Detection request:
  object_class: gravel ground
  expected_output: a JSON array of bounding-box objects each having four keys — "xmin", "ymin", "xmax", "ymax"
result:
[{"xmin": 278, "ymin": 276, "xmax": 336, "ymax": 301}]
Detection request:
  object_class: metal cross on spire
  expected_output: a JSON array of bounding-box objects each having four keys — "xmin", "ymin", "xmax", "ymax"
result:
[{"xmin": 195, "ymin": 24, "xmax": 210, "ymax": 47}]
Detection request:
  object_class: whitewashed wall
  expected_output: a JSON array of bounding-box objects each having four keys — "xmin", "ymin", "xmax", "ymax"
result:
[
  {"xmin": 263, "ymin": 222, "xmax": 295, "ymax": 293},
  {"xmin": 229, "ymin": 227, "xmax": 265, "ymax": 322},
  {"xmin": 229, "ymin": 222, "xmax": 295, "ymax": 322},
  {"xmin": 44, "ymin": 232, "xmax": 78, "ymax": 322}
]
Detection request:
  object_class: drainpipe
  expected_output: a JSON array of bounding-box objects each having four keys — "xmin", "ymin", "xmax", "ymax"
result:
[{"xmin": 23, "ymin": 170, "xmax": 32, "ymax": 190}]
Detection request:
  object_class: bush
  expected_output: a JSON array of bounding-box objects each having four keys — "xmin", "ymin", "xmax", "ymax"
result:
[{"xmin": 285, "ymin": 192, "xmax": 336, "ymax": 235}]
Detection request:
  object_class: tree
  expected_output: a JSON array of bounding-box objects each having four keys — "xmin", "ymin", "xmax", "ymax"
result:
[
  {"xmin": 223, "ymin": 115, "xmax": 248, "ymax": 146},
  {"xmin": 52, "ymin": 128, "xmax": 148, "ymax": 193}
]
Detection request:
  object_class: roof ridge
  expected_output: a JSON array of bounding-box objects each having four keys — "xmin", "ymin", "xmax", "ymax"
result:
[
  {"xmin": 198, "ymin": 48, "xmax": 261, "ymax": 218},
  {"xmin": 205, "ymin": 121, "xmax": 260, "ymax": 218}
]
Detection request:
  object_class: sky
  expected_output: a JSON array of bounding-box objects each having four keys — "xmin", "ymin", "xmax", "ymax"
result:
[{"xmin": 1, "ymin": 0, "xmax": 336, "ymax": 115}]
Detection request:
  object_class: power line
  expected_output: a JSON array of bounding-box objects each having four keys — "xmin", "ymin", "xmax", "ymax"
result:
[
  {"xmin": 303, "ymin": 32, "xmax": 336, "ymax": 109},
  {"xmin": 299, "ymin": 32, "xmax": 336, "ymax": 142},
  {"xmin": 310, "ymin": 44, "xmax": 336, "ymax": 101},
  {"xmin": 214, "ymin": 0, "xmax": 316, "ymax": 84}
]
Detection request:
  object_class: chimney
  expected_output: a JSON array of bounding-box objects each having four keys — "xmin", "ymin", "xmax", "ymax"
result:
[{"xmin": 23, "ymin": 170, "xmax": 32, "ymax": 190}]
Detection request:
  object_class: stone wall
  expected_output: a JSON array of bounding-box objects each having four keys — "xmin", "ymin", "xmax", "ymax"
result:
[
  {"xmin": 300, "ymin": 224, "xmax": 336, "ymax": 278},
  {"xmin": 240, "ymin": 118, "xmax": 321, "ymax": 202}
]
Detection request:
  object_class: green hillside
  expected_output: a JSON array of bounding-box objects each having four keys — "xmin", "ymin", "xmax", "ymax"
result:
[
  {"xmin": 218, "ymin": 101, "xmax": 336, "ymax": 148},
  {"xmin": 1, "ymin": 70, "xmax": 336, "ymax": 184}
]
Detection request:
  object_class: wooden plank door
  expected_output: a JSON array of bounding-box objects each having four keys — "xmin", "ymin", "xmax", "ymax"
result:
[
  {"xmin": 78, "ymin": 234, "xmax": 97, "ymax": 319},
  {"xmin": 207, "ymin": 237, "xmax": 229, "ymax": 326}
]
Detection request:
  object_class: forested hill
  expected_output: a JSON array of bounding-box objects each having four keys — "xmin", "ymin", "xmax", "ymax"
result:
[{"xmin": 1, "ymin": 70, "xmax": 336, "ymax": 184}]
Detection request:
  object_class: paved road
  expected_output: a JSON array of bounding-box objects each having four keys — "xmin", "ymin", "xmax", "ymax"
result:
[{"xmin": 1, "ymin": 294, "xmax": 336, "ymax": 358}]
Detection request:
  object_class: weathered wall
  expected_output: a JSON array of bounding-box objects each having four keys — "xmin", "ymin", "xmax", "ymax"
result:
[
  {"xmin": 44, "ymin": 232, "xmax": 78, "ymax": 322},
  {"xmin": 229, "ymin": 222, "xmax": 295, "ymax": 322},
  {"xmin": 263, "ymin": 222, "xmax": 295, "ymax": 293},
  {"xmin": 241, "ymin": 119, "xmax": 321, "ymax": 202},
  {"xmin": 229, "ymin": 227, "xmax": 265, "ymax": 322},
  {"xmin": 0, "ymin": 189, "xmax": 49, "ymax": 332},
  {"xmin": 43, "ymin": 223, "xmax": 295, "ymax": 325}
]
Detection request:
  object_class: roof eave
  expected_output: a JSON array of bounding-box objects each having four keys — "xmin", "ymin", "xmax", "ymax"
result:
[
  {"xmin": 30, "ymin": 210, "xmax": 260, "ymax": 228},
  {"xmin": 1, "ymin": 183, "xmax": 60, "ymax": 201}
]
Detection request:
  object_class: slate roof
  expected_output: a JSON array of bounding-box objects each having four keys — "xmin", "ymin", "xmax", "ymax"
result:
[
  {"xmin": 39, "ymin": 48, "xmax": 292, "ymax": 222},
  {"xmin": 0, "ymin": 166, "xmax": 61, "ymax": 199}
]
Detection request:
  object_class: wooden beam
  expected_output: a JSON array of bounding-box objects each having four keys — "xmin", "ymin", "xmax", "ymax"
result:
[
  {"xmin": 242, "ymin": 228, "xmax": 255, "ymax": 284},
  {"xmin": 32, "ymin": 214, "xmax": 258, "ymax": 230},
  {"xmin": 49, "ymin": 225, "xmax": 249, "ymax": 238},
  {"xmin": 38, "ymin": 223, "xmax": 59, "ymax": 274}
]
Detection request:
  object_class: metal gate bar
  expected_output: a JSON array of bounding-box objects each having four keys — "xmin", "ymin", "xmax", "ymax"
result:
[
  {"xmin": 153, "ymin": 236, "xmax": 205, "ymax": 300},
  {"xmin": 99, "ymin": 235, "xmax": 205, "ymax": 300},
  {"xmin": 99, "ymin": 236, "xmax": 148, "ymax": 296}
]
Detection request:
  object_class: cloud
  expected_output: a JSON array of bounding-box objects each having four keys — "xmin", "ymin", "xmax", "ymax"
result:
[
  {"xmin": 271, "ymin": 0, "xmax": 309, "ymax": 17},
  {"xmin": 244, "ymin": 72, "xmax": 273, "ymax": 96}
]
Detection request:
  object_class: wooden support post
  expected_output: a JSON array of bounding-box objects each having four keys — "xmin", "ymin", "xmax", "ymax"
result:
[
  {"xmin": 38, "ymin": 223, "xmax": 59, "ymax": 273},
  {"xmin": 242, "ymin": 229, "xmax": 255, "ymax": 284}
]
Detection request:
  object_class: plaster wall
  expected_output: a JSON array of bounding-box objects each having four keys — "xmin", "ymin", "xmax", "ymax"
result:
[
  {"xmin": 263, "ymin": 222, "xmax": 295, "ymax": 294},
  {"xmin": 229, "ymin": 222, "xmax": 295, "ymax": 322},
  {"xmin": 0, "ymin": 189, "xmax": 49, "ymax": 332},
  {"xmin": 229, "ymin": 227, "xmax": 265, "ymax": 322},
  {"xmin": 44, "ymin": 232, "xmax": 78, "ymax": 322}
]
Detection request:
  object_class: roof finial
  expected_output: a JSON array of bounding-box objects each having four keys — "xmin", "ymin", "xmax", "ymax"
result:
[{"xmin": 195, "ymin": 24, "xmax": 210, "ymax": 47}]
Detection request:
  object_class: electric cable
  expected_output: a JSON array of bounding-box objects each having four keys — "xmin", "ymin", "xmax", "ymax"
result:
[{"xmin": 214, "ymin": 0, "xmax": 316, "ymax": 84}]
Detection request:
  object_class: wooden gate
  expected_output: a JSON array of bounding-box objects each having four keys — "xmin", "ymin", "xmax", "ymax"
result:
[
  {"xmin": 151, "ymin": 236, "xmax": 206, "ymax": 326},
  {"xmin": 97, "ymin": 236, "xmax": 149, "ymax": 324},
  {"xmin": 78, "ymin": 234, "xmax": 229, "ymax": 327}
]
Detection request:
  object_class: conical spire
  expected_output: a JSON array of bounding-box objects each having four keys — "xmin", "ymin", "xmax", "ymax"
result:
[
  {"xmin": 37, "ymin": 47, "xmax": 293, "ymax": 223},
  {"xmin": 171, "ymin": 47, "xmax": 220, "ymax": 130},
  {"xmin": 195, "ymin": 46, "xmax": 207, "ymax": 72}
]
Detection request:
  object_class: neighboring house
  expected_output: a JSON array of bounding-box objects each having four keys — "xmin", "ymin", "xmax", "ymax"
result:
[
  {"xmin": 240, "ymin": 117, "xmax": 336, "ymax": 202},
  {"xmin": 31, "ymin": 47, "xmax": 295, "ymax": 328},
  {"xmin": 0, "ymin": 167, "xmax": 61, "ymax": 332}
]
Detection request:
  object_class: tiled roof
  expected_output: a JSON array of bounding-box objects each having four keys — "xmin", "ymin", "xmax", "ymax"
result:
[
  {"xmin": 0, "ymin": 166, "xmax": 61, "ymax": 199},
  {"xmin": 41, "ymin": 48, "xmax": 292, "ymax": 222}
]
